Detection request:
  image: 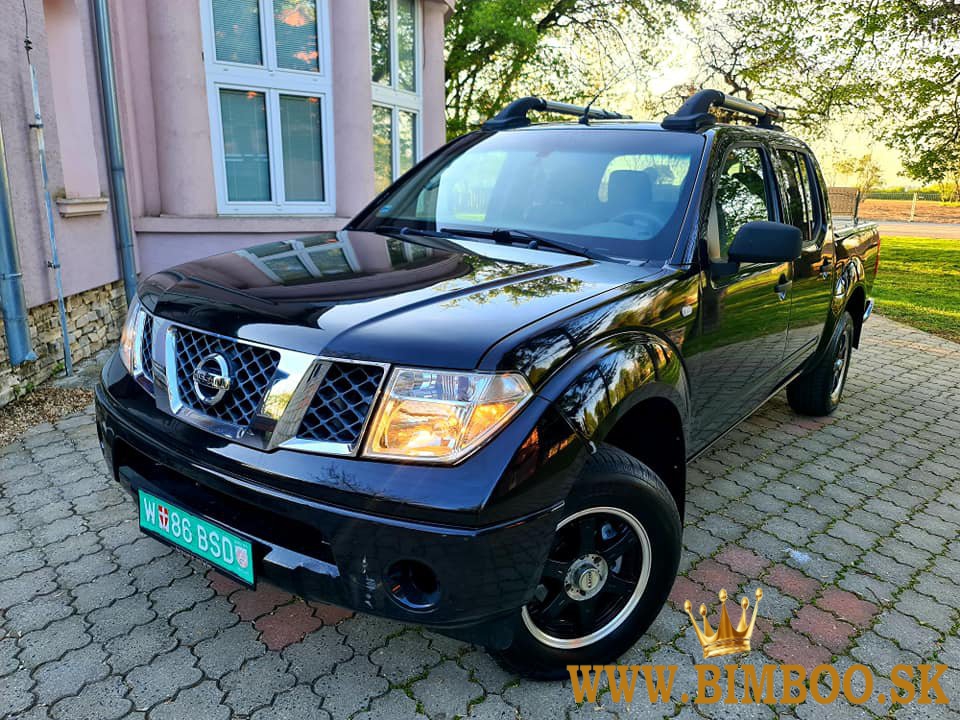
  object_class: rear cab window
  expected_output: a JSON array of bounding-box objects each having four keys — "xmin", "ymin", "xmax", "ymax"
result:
[{"xmin": 775, "ymin": 148, "xmax": 827, "ymax": 247}]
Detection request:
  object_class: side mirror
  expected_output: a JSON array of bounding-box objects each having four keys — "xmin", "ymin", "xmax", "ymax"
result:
[{"xmin": 727, "ymin": 221, "xmax": 802, "ymax": 264}]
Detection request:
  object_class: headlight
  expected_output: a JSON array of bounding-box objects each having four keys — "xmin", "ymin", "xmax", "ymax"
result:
[
  {"xmin": 363, "ymin": 368, "xmax": 532, "ymax": 462},
  {"xmin": 119, "ymin": 296, "xmax": 142, "ymax": 375}
]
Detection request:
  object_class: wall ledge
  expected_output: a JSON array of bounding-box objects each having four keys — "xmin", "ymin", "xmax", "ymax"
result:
[
  {"xmin": 56, "ymin": 197, "xmax": 110, "ymax": 217},
  {"xmin": 134, "ymin": 215, "xmax": 353, "ymax": 234}
]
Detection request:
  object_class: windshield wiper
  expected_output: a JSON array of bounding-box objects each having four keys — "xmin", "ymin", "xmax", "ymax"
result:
[
  {"xmin": 377, "ymin": 224, "xmax": 626, "ymax": 265},
  {"xmin": 446, "ymin": 227, "xmax": 625, "ymax": 264}
]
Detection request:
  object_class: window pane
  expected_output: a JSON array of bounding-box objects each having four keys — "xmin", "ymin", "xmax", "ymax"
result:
[
  {"xmin": 777, "ymin": 150, "xmax": 811, "ymax": 244},
  {"xmin": 265, "ymin": 254, "xmax": 310, "ymax": 280},
  {"xmin": 280, "ymin": 95, "xmax": 325, "ymax": 202},
  {"xmin": 219, "ymin": 89, "xmax": 270, "ymax": 202},
  {"xmin": 274, "ymin": 0, "xmax": 319, "ymax": 71},
  {"xmin": 212, "ymin": 0, "xmax": 262, "ymax": 65},
  {"xmin": 309, "ymin": 247, "xmax": 352, "ymax": 274},
  {"xmin": 713, "ymin": 147, "xmax": 770, "ymax": 260},
  {"xmin": 398, "ymin": 110, "xmax": 417, "ymax": 176},
  {"xmin": 373, "ymin": 105, "xmax": 393, "ymax": 193},
  {"xmin": 397, "ymin": 0, "xmax": 416, "ymax": 92},
  {"xmin": 370, "ymin": 0, "xmax": 391, "ymax": 85}
]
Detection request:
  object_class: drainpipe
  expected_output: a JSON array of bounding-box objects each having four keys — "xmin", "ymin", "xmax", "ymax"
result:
[
  {"xmin": 0, "ymin": 119, "xmax": 37, "ymax": 366},
  {"xmin": 91, "ymin": 0, "xmax": 137, "ymax": 304},
  {"xmin": 23, "ymin": 33, "xmax": 71, "ymax": 374}
]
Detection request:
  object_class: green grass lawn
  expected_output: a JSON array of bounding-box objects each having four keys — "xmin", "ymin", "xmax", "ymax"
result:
[{"xmin": 872, "ymin": 236, "xmax": 960, "ymax": 343}]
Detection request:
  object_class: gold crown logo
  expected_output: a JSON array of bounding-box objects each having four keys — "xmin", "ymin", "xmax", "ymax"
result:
[{"xmin": 684, "ymin": 588, "xmax": 763, "ymax": 658}]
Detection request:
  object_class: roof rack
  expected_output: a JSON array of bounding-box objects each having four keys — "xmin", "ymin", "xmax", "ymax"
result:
[
  {"xmin": 661, "ymin": 89, "xmax": 785, "ymax": 132},
  {"xmin": 482, "ymin": 96, "xmax": 632, "ymax": 131}
]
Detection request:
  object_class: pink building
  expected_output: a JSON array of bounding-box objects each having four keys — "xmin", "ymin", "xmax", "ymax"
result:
[{"xmin": 0, "ymin": 0, "xmax": 453, "ymax": 405}]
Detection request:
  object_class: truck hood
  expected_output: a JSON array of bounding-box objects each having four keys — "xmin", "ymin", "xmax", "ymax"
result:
[{"xmin": 139, "ymin": 230, "xmax": 655, "ymax": 369}]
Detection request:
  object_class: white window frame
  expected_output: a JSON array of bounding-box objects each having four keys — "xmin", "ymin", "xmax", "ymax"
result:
[
  {"xmin": 199, "ymin": 0, "xmax": 336, "ymax": 215},
  {"xmin": 370, "ymin": 0, "xmax": 423, "ymax": 184},
  {"xmin": 235, "ymin": 237, "xmax": 360, "ymax": 282}
]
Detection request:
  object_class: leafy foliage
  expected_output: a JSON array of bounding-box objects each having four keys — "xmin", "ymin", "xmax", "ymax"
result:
[
  {"xmin": 834, "ymin": 153, "xmax": 883, "ymax": 194},
  {"xmin": 670, "ymin": 0, "xmax": 960, "ymax": 188},
  {"xmin": 444, "ymin": 0, "xmax": 694, "ymax": 138}
]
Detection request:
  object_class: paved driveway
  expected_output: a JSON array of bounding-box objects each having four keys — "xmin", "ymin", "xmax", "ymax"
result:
[
  {"xmin": 1, "ymin": 315, "xmax": 959, "ymax": 720},
  {"xmin": 874, "ymin": 221, "xmax": 960, "ymax": 239}
]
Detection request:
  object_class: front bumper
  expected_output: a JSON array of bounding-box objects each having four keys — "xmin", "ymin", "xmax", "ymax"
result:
[{"xmin": 95, "ymin": 354, "xmax": 585, "ymax": 647}]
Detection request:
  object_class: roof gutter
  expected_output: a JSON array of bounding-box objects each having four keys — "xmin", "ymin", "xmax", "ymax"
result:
[
  {"xmin": 0, "ymin": 118, "xmax": 37, "ymax": 366},
  {"xmin": 91, "ymin": 0, "xmax": 137, "ymax": 304}
]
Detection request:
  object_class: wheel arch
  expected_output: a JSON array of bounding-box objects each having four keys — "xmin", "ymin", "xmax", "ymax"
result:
[
  {"xmin": 541, "ymin": 332, "xmax": 689, "ymax": 517},
  {"xmin": 845, "ymin": 284, "xmax": 866, "ymax": 348}
]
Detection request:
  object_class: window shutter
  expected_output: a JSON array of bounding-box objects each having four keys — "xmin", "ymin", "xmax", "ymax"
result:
[
  {"xmin": 274, "ymin": 0, "xmax": 320, "ymax": 72},
  {"xmin": 212, "ymin": 0, "xmax": 263, "ymax": 65}
]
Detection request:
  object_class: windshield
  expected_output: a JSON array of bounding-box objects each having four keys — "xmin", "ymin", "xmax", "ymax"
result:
[{"xmin": 355, "ymin": 128, "xmax": 705, "ymax": 262}]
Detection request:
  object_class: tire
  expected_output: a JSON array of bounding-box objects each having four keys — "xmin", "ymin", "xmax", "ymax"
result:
[
  {"xmin": 492, "ymin": 444, "xmax": 682, "ymax": 680},
  {"xmin": 787, "ymin": 310, "xmax": 855, "ymax": 416}
]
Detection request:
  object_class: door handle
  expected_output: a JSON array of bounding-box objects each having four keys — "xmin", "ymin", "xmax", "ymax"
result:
[
  {"xmin": 776, "ymin": 276, "xmax": 792, "ymax": 300},
  {"xmin": 819, "ymin": 257, "xmax": 832, "ymax": 279}
]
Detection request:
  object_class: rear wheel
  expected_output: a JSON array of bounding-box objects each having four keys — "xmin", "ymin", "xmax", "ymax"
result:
[
  {"xmin": 787, "ymin": 310, "xmax": 855, "ymax": 416},
  {"xmin": 493, "ymin": 445, "xmax": 681, "ymax": 679}
]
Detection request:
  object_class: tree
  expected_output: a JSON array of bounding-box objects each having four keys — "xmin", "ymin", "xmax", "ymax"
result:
[
  {"xmin": 444, "ymin": 0, "xmax": 695, "ymax": 139},
  {"xmin": 669, "ymin": 0, "xmax": 960, "ymax": 191},
  {"xmin": 834, "ymin": 153, "xmax": 883, "ymax": 195}
]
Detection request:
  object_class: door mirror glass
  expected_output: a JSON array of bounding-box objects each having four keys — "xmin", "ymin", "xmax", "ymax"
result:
[{"xmin": 727, "ymin": 221, "xmax": 802, "ymax": 264}]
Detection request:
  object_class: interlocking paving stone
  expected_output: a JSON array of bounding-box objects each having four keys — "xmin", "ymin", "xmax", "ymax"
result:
[
  {"xmin": 370, "ymin": 631, "xmax": 441, "ymax": 684},
  {"xmin": 17, "ymin": 615, "xmax": 91, "ymax": 669},
  {"xmin": 104, "ymin": 617, "xmax": 177, "ymax": 675},
  {"xmin": 0, "ymin": 669, "xmax": 36, "ymax": 718},
  {"xmin": 50, "ymin": 676, "xmax": 131, "ymax": 720},
  {"xmin": 125, "ymin": 646, "xmax": 202, "ymax": 710},
  {"xmin": 412, "ymin": 659, "xmax": 484, "ymax": 718},
  {"xmin": 148, "ymin": 680, "xmax": 230, "ymax": 720},
  {"xmin": 87, "ymin": 593, "xmax": 156, "ymax": 643},
  {"xmin": 194, "ymin": 621, "xmax": 267, "ymax": 679},
  {"xmin": 463, "ymin": 695, "xmax": 518, "ymax": 720},
  {"xmin": 313, "ymin": 655, "xmax": 389, "ymax": 718},
  {"xmin": 0, "ymin": 315, "xmax": 958, "ymax": 719},
  {"xmin": 250, "ymin": 685, "xmax": 330, "ymax": 720},
  {"xmin": 281, "ymin": 625, "xmax": 352, "ymax": 684},
  {"xmin": 32, "ymin": 642, "xmax": 110, "ymax": 704},
  {"xmin": 220, "ymin": 652, "xmax": 295, "ymax": 716}
]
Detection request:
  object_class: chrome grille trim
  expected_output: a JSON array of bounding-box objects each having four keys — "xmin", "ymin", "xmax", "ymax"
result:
[
  {"xmin": 145, "ymin": 317, "xmax": 389, "ymax": 456},
  {"xmin": 132, "ymin": 310, "xmax": 155, "ymax": 396}
]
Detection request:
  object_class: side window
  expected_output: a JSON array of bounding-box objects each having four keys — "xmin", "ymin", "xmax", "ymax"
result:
[
  {"xmin": 776, "ymin": 150, "xmax": 813, "ymax": 244},
  {"xmin": 798, "ymin": 153, "xmax": 826, "ymax": 244},
  {"xmin": 709, "ymin": 146, "xmax": 772, "ymax": 261}
]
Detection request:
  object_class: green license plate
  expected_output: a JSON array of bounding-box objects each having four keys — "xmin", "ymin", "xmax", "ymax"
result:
[{"xmin": 138, "ymin": 490, "xmax": 254, "ymax": 585}]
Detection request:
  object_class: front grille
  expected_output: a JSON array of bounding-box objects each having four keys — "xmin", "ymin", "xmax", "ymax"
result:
[
  {"xmin": 298, "ymin": 362, "xmax": 385, "ymax": 445},
  {"xmin": 140, "ymin": 315, "xmax": 154, "ymax": 383},
  {"xmin": 174, "ymin": 328, "xmax": 280, "ymax": 428}
]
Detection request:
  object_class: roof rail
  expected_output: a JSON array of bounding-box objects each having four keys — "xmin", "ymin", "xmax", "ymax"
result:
[
  {"xmin": 482, "ymin": 96, "xmax": 632, "ymax": 131},
  {"xmin": 662, "ymin": 89, "xmax": 785, "ymax": 132}
]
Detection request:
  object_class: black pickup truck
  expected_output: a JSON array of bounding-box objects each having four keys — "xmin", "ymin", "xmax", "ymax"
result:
[{"xmin": 96, "ymin": 90, "xmax": 879, "ymax": 677}]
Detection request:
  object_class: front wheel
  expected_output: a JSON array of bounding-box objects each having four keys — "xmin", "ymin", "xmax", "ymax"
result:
[
  {"xmin": 493, "ymin": 445, "xmax": 682, "ymax": 679},
  {"xmin": 787, "ymin": 310, "xmax": 855, "ymax": 416}
]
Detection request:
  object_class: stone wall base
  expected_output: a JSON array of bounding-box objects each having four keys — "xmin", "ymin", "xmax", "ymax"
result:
[{"xmin": 0, "ymin": 281, "xmax": 127, "ymax": 407}]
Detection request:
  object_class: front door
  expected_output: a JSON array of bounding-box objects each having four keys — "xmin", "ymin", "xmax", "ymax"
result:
[{"xmin": 687, "ymin": 144, "xmax": 792, "ymax": 450}]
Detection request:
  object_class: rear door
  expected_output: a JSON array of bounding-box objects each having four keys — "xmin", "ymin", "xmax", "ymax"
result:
[
  {"xmin": 687, "ymin": 143, "xmax": 792, "ymax": 449},
  {"xmin": 773, "ymin": 148, "xmax": 835, "ymax": 362}
]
